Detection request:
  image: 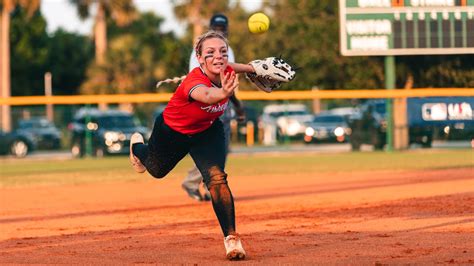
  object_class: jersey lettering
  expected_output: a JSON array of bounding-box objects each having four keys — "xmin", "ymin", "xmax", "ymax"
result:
[{"xmin": 201, "ymin": 101, "xmax": 228, "ymax": 113}]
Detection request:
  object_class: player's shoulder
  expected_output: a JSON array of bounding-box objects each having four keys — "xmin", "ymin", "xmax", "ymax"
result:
[
  {"xmin": 188, "ymin": 67, "xmax": 207, "ymax": 79},
  {"xmin": 182, "ymin": 67, "xmax": 210, "ymax": 86}
]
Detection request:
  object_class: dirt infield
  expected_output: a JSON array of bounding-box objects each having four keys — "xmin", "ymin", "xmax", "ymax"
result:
[{"xmin": 1, "ymin": 166, "xmax": 473, "ymax": 264}]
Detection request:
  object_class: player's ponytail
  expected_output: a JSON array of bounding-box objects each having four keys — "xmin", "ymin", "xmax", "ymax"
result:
[{"xmin": 155, "ymin": 75, "xmax": 187, "ymax": 89}]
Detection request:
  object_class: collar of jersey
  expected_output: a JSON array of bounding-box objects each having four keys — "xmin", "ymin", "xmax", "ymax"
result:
[{"xmin": 199, "ymin": 67, "xmax": 221, "ymax": 88}]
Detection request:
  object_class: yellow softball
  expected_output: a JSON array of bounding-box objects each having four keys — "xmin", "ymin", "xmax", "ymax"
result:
[{"xmin": 248, "ymin": 12, "xmax": 270, "ymax": 34}]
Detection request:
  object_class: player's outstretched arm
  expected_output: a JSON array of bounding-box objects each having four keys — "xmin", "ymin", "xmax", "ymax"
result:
[{"xmin": 229, "ymin": 63, "xmax": 255, "ymax": 74}]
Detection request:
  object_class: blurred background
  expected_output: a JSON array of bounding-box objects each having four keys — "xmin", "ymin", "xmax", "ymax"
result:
[{"xmin": 0, "ymin": 0, "xmax": 473, "ymax": 158}]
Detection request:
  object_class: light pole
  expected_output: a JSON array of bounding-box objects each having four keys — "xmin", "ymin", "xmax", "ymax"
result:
[{"xmin": 385, "ymin": 56, "xmax": 395, "ymax": 152}]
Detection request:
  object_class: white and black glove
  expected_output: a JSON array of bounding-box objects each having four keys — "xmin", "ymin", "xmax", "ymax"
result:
[
  {"xmin": 246, "ymin": 57, "xmax": 296, "ymax": 93},
  {"xmin": 245, "ymin": 72, "xmax": 283, "ymax": 93}
]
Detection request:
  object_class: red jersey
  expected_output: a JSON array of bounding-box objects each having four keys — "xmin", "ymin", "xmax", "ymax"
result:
[{"xmin": 163, "ymin": 66, "xmax": 233, "ymax": 135}]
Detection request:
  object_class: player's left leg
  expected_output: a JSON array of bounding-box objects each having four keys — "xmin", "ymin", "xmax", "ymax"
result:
[
  {"xmin": 189, "ymin": 119, "xmax": 245, "ymax": 260},
  {"xmin": 130, "ymin": 113, "xmax": 190, "ymax": 178}
]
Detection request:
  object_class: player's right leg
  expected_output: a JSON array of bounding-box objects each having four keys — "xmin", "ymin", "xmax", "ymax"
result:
[{"xmin": 130, "ymin": 133, "xmax": 146, "ymax": 173}]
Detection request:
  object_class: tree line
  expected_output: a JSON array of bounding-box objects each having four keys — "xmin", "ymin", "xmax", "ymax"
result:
[{"xmin": 3, "ymin": 0, "xmax": 474, "ymax": 99}]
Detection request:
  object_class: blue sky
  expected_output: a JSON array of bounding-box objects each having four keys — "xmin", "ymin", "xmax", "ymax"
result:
[{"xmin": 40, "ymin": 0, "xmax": 262, "ymax": 36}]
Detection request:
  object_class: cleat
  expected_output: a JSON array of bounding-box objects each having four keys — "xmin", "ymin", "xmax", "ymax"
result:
[
  {"xmin": 182, "ymin": 184, "xmax": 205, "ymax": 201},
  {"xmin": 224, "ymin": 234, "xmax": 246, "ymax": 260},
  {"xmin": 198, "ymin": 182, "xmax": 211, "ymax": 202},
  {"xmin": 129, "ymin": 133, "xmax": 146, "ymax": 173}
]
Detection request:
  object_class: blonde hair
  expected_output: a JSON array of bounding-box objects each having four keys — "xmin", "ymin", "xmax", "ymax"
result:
[
  {"xmin": 194, "ymin": 30, "xmax": 229, "ymax": 56},
  {"xmin": 156, "ymin": 33, "xmax": 230, "ymax": 89}
]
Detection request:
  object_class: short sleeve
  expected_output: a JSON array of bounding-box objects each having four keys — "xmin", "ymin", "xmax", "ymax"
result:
[{"xmin": 182, "ymin": 69, "xmax": 209, "ymax": 101}]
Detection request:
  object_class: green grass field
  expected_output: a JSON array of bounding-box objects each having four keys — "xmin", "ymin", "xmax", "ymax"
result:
[{"xmin": 1, "ymin": 149, "xmax": 472, "ymax": 188}]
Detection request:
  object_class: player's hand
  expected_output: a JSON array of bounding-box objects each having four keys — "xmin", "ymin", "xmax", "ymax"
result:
[{"xmin": 220, "ymin": 70, "xmax": 238, "ymax": 97}]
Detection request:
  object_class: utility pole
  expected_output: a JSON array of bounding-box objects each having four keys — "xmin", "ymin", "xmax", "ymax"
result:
[
  {"xmin": 312, "ymin": 87, "xmax": 321, "ymax": 115},
  {"xmin": 44, "ymin": 72, "xmax": 54, "ymax": 121},
  {"xmin": 1, "ymin": 5, "xmax": 11, "ymax": 132}
]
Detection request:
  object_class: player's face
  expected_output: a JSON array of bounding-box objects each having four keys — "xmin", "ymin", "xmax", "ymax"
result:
[{"xmin": 198, "ymin": 37, "xmax": 228, "ymax": 76}]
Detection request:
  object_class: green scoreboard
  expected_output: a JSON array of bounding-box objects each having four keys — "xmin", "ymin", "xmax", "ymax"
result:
[{"xmin": 339, "ymin": 0, "xmax": 474, "ymax": 55}]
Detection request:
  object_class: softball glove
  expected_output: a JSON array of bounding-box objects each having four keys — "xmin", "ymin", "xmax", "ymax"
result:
[
  {"xmin": 246, "ymin": 57, "xmax": 296, "ymax": 93},
  {"xmin": 245, "ymin": 72, "xmax": 282, "ymax": 93}
]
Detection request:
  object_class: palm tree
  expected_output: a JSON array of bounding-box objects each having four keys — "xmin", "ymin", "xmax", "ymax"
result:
[
  {"xmin": 0, "ymin": 0, "xmax": 40, "ymax": 132},
  {"xmin": 70, "ymin": 0, "xmax": 136, "ymax": 65},
  {"xmin": 172, "ymin": 0, "xmax": 229, "ymax": 43}
]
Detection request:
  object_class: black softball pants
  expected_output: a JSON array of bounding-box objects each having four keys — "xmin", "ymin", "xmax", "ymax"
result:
[{"xmin": 133, "ymin": 113, "xmax": 236, "ymax": 236}]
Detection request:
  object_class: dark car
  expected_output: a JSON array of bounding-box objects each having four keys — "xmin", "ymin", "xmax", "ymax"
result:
[
  {"xmin": 0, "ymin": 129, "xmax": 36, "ymax": 158},
  {"xmin": 68, "ymin": 108, "xmax": 149, "ymax": 157},
  {"xmin": 16, "ymin": 117, "xmax": 61, "ymax": 150},
  {"xmin": 408, "ymin": 97, "xmax": 474, "ymax": 141},
  {"xmin": 303, "ymin": 113, "xmax": 352, "ymax": 144},
  {"xmin": 440, "ymin": 122, "xmax": 474, "ymax": 140},
  {"xmin": 349, "ymin": 100, "xmax": 433, "ymax": 150}
]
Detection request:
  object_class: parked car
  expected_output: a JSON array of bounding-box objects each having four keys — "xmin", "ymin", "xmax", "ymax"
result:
[
  {"xmin": 440, "ymin": 122, "xmax": 474, "ymax": 140},
  {"xmin": 408, "ymin": 97, "xmax": 474, "ymax": 141},
  {"xmin": 68, "ymin": 108, "xmax": 149, "ymax": 157},
  {"xmin": 303, "ymin": 113, "xmax": 352, "ymax": 144},
  {"xmin": 0, "ymin": 129, "xmax": 36, "ymax": 158},
  {"xmin": 324, "ymin": 107, "xmax": 360, "ymax": 117},
  {"xmin": 348, "ymin": 100, "xmax": 433, "ymax": 150},
  {"xmin": 16, "ymin": 117, "xmax": 61, "ymax": 150},
  {"xmin": 260, "ymin": 104, "xmax": 314, "ymax": 144}
]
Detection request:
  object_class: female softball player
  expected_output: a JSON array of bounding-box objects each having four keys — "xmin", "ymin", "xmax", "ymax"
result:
[
  {"xmin": 130, "ymin": 30, "xmax": 295, "ymax": 260},
  {"xmin": 130, "ymin": 31, "xmax": 251, "ymax": 260}
]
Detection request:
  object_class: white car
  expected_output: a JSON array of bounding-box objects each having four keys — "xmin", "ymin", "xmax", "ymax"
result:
[{"xmin": 261, "ymin": 104, "xmax": 314, "ymax": 144}]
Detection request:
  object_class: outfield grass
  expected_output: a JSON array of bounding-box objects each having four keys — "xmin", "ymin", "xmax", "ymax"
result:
[{"xmin": 0, "ymin": 149, "xmax": 472, "ymax": 188}]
